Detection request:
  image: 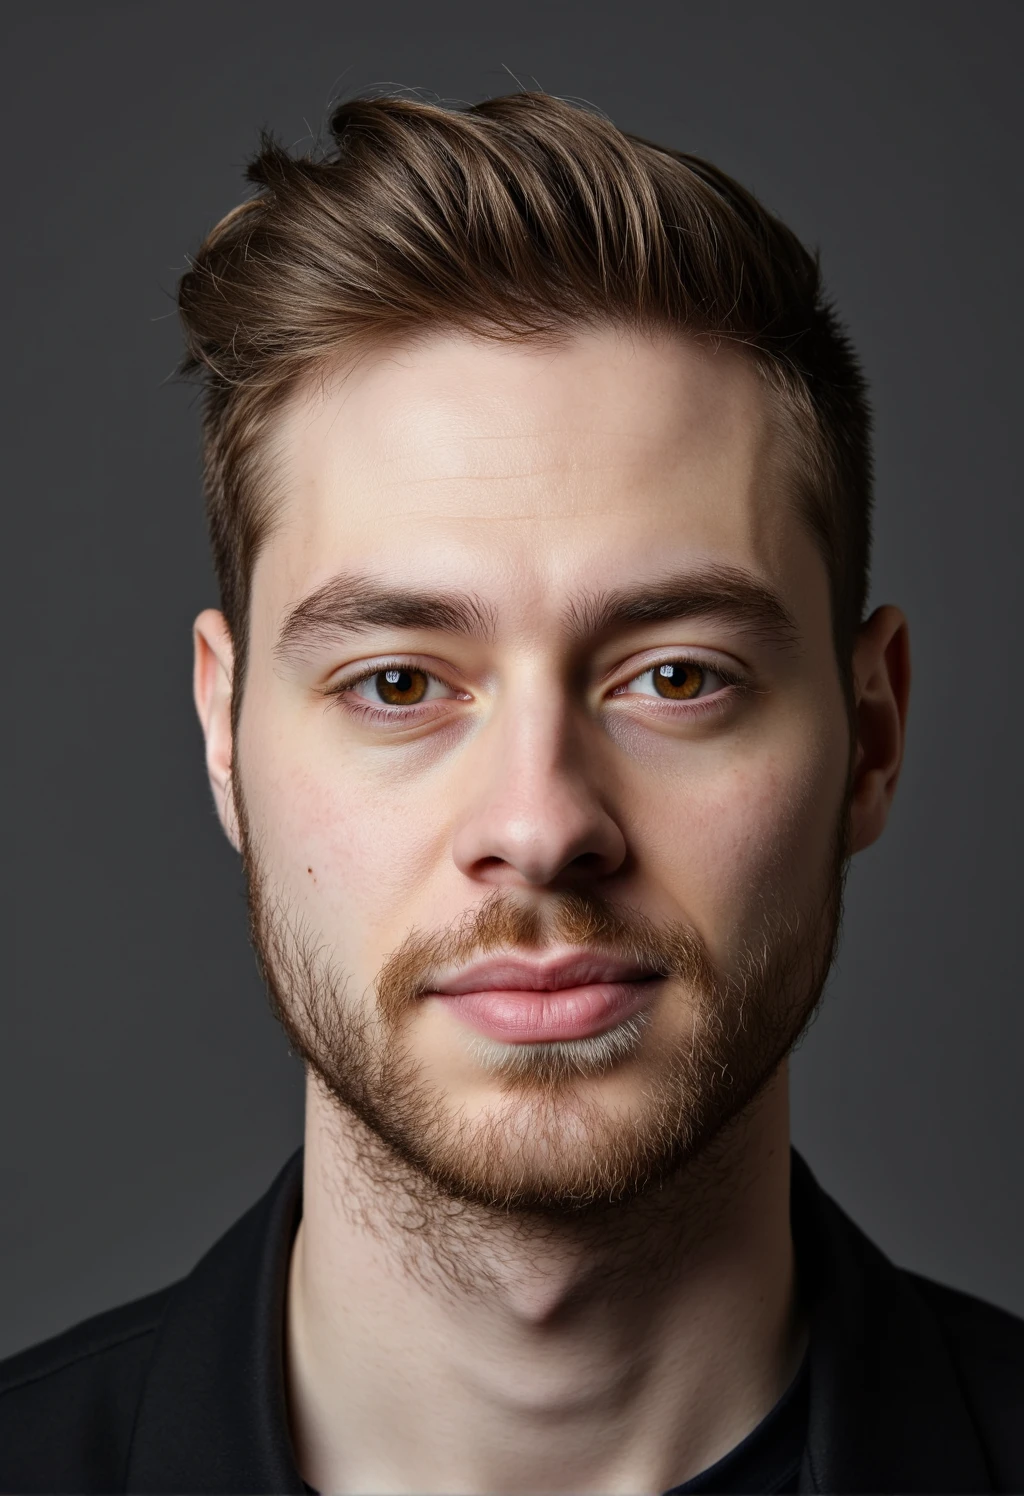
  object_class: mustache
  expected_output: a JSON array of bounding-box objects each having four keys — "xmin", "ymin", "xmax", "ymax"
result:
[{"xmin": 375, "ymin": 890, "xmax": 718, "ymax": 1025}]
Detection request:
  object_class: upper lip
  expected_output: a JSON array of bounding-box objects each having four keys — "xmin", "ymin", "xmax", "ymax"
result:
[{"xmin": 429, "ymin": 952, "xmax": 661, "ymax": 996}]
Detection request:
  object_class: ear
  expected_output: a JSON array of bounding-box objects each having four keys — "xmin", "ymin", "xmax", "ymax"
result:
[
  {"xmin": 847, "ymin": 605, "xmax": 911, "ymax": 855},
  {"xmin": 193, "ymin": 609, "xmax": 241, "ymax": 850}
]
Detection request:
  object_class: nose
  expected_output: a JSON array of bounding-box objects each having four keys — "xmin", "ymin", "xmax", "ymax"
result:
[{"xmin": 451, "ymin": 698, "xmax": 627, "ymax": 889}]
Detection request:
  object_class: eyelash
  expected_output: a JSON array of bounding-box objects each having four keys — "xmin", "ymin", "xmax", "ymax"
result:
[
  {"xmin": 326, "ymin": 656, "xmax": 748, "ymax": 724},
  {"xmin": 611, "ymin": 659, "xmax": 747, "ymax": 718},
  {"xmin": 324, "ymin": 661, "xmax": 460, "ymax": 725}
]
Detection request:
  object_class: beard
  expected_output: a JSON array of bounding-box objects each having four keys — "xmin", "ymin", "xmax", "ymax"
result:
[{"xmin": 239, "ymin": 799, "xmax": 847, "ymax": 1219}]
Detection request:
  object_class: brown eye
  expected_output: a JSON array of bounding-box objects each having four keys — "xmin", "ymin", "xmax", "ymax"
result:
[
  {"xmin": 374, "ymin": 667, "xmax": 429, "ymax": 705},
  {"xmin": 652, "ymin": 662, "xmax": 704, "ymax": 700}
]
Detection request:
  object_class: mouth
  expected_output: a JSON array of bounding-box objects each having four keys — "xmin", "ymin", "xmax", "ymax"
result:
[{"xmin": 425, "ymin": 952, "xmax": 664, "ymax": 1044}]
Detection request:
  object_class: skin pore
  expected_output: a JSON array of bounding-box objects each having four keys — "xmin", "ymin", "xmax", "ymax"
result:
[{"xmin": 193, "ymin": 328, "xmax": 909, "ymax": 1494}]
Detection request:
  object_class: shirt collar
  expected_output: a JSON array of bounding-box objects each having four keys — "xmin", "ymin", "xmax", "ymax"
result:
[
  {"xmin": 125, "ymin": 1150, "xmax": 304, "ymax": 1493},
  {"xmin": 791, "ymin": 1151, "xmax": 991, "ymax": 1493}
]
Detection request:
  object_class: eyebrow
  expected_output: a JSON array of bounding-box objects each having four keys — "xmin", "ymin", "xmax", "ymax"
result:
[
  {"xmin": 565, "ymin": 565, "xmax": 801, "ymax": 651},
  {"xmin": 274, "ymin": 563, "xmax": 801, "ymax": 665},
  {"xmin": 274, "ymin": 574, "xmax": 497, "ymax": 663}
]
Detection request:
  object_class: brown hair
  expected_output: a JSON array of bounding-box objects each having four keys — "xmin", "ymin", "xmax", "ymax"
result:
[{"xmin": 178, "ymin": 92, "xmax": 871, "ymax": 704}]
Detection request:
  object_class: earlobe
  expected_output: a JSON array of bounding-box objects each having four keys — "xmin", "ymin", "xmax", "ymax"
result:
[
  {"xmin": 193, "ymin": 609, "xmax": 241, "ymax": 851},
  {"xmin": 847, "ymin": 605, "xmax": 911, "ymax": 855}
]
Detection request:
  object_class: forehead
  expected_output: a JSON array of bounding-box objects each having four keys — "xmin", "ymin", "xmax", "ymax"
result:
[{"xmin": 255, "ymin": 328, "xmax": 808, "ymax": 623}]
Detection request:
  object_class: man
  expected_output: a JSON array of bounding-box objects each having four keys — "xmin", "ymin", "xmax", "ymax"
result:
[{"xmin": 0, "ymin": 91, "xmax": 1020, "ymax": 1494}]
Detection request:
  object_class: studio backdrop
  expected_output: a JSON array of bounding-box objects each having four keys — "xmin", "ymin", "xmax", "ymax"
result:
[{"xmin": 3, "ymin": 0, "xmax": 1021, "ymax": 1358}]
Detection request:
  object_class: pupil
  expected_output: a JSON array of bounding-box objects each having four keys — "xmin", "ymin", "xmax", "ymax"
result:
[
  {"xmin": 654, "ymin": 662, "xmax": 702, "ymax": 699},
  {"xmin": 376, "ymin": 668, "xmax": 427, "ymax": 705}
]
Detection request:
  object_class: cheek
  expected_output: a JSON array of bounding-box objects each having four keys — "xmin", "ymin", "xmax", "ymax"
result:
[
  {"xmin": 236, "ymin": 717, "xmax": 452, "ymax": 961},
  {"xmin": 632, "ymin": 729, "xmax": 846, "ymax": 953}
]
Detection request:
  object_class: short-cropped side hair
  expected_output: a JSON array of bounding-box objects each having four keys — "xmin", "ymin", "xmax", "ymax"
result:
[{"xmin": 178, "ymin": 92, "xmax": 872, "ymax": 704}]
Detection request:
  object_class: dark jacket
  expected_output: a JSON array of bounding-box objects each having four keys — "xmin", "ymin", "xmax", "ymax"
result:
[{"xmin": 0, "ymin": 1150, "xmax": 1021, "ymax": 1493}]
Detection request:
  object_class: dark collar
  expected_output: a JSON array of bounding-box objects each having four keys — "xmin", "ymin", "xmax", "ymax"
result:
[
  {"xmin": 124, "ymin": 1150, "xmax": 993, "ymax": 1494},
  {"xmin": 790, "ymin": 1152, "xmax": 990, "ymax": 1492},
  {"xmin": 125, "ymin": 1151, "xmax": 304, "ymax": 1493}
]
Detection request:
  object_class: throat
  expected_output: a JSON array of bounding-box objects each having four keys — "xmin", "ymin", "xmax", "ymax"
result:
[{"xmin": 287, "ymin": 1084, "xmax": 802, "ymax": 1495}]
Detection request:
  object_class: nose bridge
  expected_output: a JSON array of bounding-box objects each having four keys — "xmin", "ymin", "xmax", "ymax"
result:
[
  {"xmin": 494, "ymin": 677, "xmax": 579, "ymax": 787},
  {"xmin": 452, "ymin": 671, "xmax": 626, "ymax": 886}
]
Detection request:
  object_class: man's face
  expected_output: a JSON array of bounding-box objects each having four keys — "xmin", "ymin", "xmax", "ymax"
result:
[{"xmin": 225, "ymin": 329, "xmax": 853, "ymax": 1210}]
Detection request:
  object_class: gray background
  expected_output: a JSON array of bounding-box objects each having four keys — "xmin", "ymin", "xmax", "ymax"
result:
[{"xmin": 3, "ymin": 0, "xmax": 1021, "ymax": 1359}]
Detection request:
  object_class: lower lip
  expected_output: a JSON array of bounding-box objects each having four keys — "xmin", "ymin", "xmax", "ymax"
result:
[{"xmin": 431, "ymin": 980, "xmax": 658, "ymax": 1043}]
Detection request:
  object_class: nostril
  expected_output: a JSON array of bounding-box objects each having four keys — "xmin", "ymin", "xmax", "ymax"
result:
[
  {"xmin": 452, "ymin": 796, "xmax": 628, "ymax": 886},
  {"xmin": 571, "ymin": 850, "xmax": 607, "ymax": 871}
]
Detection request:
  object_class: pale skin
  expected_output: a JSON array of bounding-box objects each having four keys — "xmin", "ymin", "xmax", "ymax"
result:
[{"xmin": 193, "ymin": 328, "xmax": 909, "ymax": 1494}]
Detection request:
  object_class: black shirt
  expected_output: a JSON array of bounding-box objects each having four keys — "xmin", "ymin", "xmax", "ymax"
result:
[
  {"xmin": 1, "ymin": 1150, "xmax": 1022, "ymax": 1493},
  {"xmin": 665, "ymin": 1355, "xmax": 808, "ymax": 1494}
]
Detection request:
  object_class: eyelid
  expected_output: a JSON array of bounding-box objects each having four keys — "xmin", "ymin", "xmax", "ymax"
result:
[
  {"xmin": 326, "ymin": 656, "xmax": 461, "ymax": 693},
  {"xmin": 609, "ymin": 647, "xmax": 747, "ymax": 693},
  {"xmin": 329, "ymin": 655, "xmax": 449, "ymax": 688}
]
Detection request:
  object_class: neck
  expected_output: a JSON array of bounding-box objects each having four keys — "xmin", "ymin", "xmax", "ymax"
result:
[{"xmin": 286, "ymin": 1069, "xmax": 803, "ymax": 1495}]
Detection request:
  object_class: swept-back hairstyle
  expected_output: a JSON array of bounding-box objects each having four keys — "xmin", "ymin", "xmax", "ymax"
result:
[{"xmin": 178, "ymin": 92, "xmax": 871, "ymax": 702}]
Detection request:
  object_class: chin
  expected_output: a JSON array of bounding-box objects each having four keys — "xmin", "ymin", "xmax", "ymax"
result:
[{"xmin": 367, "ymin": 1039, "xmax": 715, "ymax": 1216}]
